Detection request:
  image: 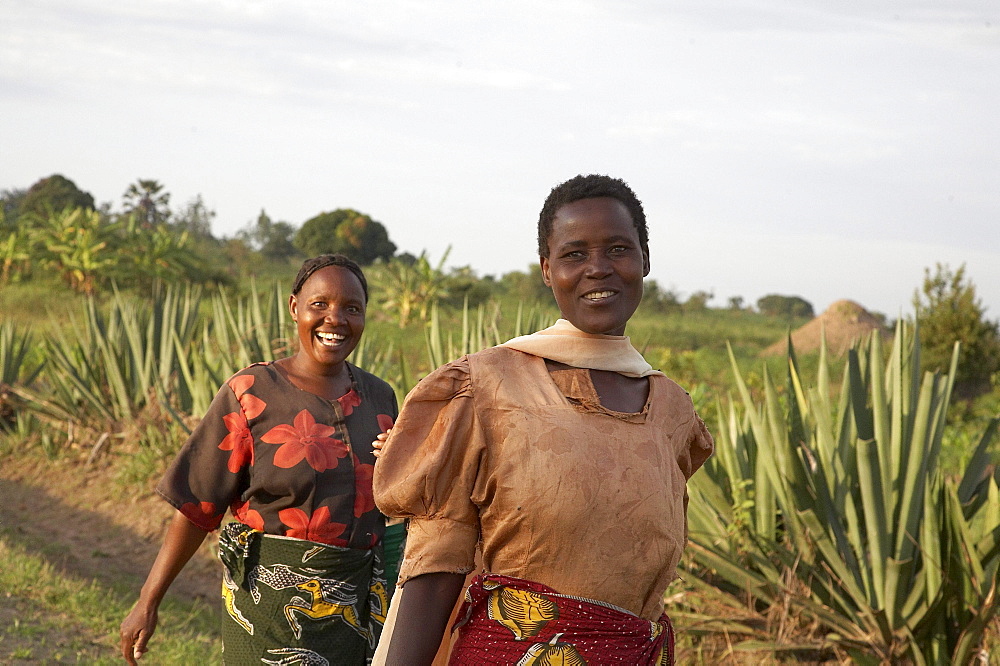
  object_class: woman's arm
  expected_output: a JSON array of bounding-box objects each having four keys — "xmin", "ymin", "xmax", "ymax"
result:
[
  {"xmin": 119, "ymin": 512, "xmax": 209, "ymax": 664},
  {"xmin": 383, "ymin": 572, "xmax": 466, "ymax": 665}
]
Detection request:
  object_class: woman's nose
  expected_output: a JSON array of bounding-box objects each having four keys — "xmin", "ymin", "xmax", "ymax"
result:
[{"xmin": 584, "ymin": 253, "xmax": 612, "ymax": 277}]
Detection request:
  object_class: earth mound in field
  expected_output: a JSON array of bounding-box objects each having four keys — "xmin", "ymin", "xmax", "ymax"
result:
[{"xmin": 763, "ymin": 299, "xmax": 890, "ymax": 356}]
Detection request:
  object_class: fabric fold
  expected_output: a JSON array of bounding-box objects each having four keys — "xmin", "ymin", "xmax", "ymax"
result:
[
  {"xmin": 500, "ymin": 318, "xmax": 663, "ymax": 377},
  {"xmin": 396, "ymin": 517, "xmax": 479, "ymax": 585},
  {"xmin": 450, "ymin": 574, "xmax": 674, "ymax": 664},
  {"xmin": 217, "ymin": 521, "xmax": 387, "ymax": 663}
]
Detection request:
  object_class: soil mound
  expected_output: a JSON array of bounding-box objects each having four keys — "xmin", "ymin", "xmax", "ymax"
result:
[{"xmin": 763, "ymin": 299, "xmax": 889, "ymax": 356}]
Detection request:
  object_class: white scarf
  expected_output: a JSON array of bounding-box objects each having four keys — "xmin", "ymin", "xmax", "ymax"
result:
[{"xmin": 500, "ymin": 319, "xmax": 663, "ymax": 378}]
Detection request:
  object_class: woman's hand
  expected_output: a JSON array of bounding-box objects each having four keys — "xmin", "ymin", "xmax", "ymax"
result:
[
  {"xmin": 372, "ymin": 427, "xmax": 392, "ymax": 459},
  {"xmin": 118, "ymin": 513, "xmax": 209, "ymax": 663},
  {"xmin": 119, "ymin": 601, "xmax": 158, "ymax": 664}
]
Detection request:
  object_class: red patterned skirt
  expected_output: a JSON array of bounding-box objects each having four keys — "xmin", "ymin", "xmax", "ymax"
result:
[{"xmin": 449, "ymin": 574, "xmax": 674, "ymax": 665}]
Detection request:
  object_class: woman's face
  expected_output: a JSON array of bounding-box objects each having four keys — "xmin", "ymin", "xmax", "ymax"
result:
[
  {"xmin": 289, "ymin": 265, "xmax": 366, "ymax": 372},
  {"xmin": 540, "ymin": 197, "xmax": 649, "ymax": 336}
]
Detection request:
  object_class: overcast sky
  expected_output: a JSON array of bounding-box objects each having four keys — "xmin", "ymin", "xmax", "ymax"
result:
[{"xmin": 3, "ymin": 0, "xmax": 998, "ymax": 319}]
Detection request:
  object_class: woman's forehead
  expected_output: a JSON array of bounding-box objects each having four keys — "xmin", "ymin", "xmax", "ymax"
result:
[
  {"xmin": 298, "ymin": 265, "xmax": 365, "ymax": 296},
  {"xmin": 550, "ymin": 198, "xmax": 638, "ymax": 241}
]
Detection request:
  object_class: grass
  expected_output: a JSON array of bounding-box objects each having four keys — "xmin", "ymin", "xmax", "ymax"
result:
[
  {"xmin": 0, "ymin": 534, "xmax": 220, "ymax": 665},
  {"xmin": 1, "ymin": 280, "xmax": 94, "ymax": 339}
]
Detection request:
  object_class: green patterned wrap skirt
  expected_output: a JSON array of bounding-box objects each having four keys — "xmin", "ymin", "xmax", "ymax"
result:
[{"xmin": 218, "ymin": 521, "xmax": 387, "ymax": 665}]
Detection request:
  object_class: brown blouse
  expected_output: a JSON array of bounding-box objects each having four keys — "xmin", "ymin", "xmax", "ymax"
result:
[
  {"xmin": 373, "ymin": 347, "xmax": 713, "ymax": 619},
  {"xmin": 158, "ymin": 361, "xmax": 398, "ymax": 549}
]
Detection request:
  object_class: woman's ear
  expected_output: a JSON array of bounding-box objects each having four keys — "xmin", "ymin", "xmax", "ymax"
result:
[
  {"xmin": 642, "ymin": 251, "xmax": 650, "ymax": 277},
  {"xmin": 288, "ymin": 294, "xmax": 298, "ymax": 321},
  {"xmin": 540, "ymin": 256, "xmax": 552, "ymax": 287}
]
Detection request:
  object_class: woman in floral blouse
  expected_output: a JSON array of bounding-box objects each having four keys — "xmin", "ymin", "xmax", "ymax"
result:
[{"xmin": 120, "ymin": 254, "xmax": 398, "ymax": 665}]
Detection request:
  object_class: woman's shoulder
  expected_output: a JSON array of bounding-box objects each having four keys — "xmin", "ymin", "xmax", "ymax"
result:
[
  {"xmin": 223, "ymin": 361, "xmax": 279, "ymax": 387},
  {"xmin": 348, "ymin": 362, "xmax": 396, "ymax": 400},
  {"xmin": 398, "ymin": 354, "xmax": 477, "ymax": 405},
  {"xmin": 400, "ymin": 347, "xmax": 533, "ymax": 404},
  {"xmin": 231, "ymin": 361, "xmax": 274, "ymax": 376},
  {"xmin": 649, "ymin": 372, "xmax": 688, "ymax": 396},
  {"xmin": 435, "ymin": 347, "xmax": 532, "ymax": 384},
  {"xmin": 466, "ymin": 345, "xmax": 534, "ymax": 373},
  {"xmin": 649, "ymin": 373, "xmax": 700, "ymax": 416}
]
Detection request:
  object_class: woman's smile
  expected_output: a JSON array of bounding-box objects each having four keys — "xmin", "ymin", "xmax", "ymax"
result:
[
  {"xmin": 582, "ymin": 289, "xmax": 617, "ymax": 301},
  {"xmin": 315, "ymin": 331, "xmax": 348, "ymax": 346}
]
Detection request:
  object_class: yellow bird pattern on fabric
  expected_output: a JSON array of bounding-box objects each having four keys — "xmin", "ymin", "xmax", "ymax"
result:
[
  {"xmin": 369, "ymin": 578, "xmax": 389, "ymax": 625},
  {"xmin": 487, "ymin": 586, "xmax": 559, "ymax": 640},
  {"xmin": 515, "ymin": 633, "xmax": 588, "ymax": 665},
  {"xmin": 222, "ymin": 568, "xmax": 254, "ymax": 635},
  {"xmin": 284, "ymin": 578, "xmax": 362, "ymax": 640}
]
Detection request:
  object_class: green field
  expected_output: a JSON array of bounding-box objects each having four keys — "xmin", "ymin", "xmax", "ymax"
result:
[{"xmin": 2, "ymin": 276, "xmax": 999, "ymax": 664}]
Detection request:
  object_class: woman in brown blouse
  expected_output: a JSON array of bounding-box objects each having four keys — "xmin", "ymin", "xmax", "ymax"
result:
[
  {"xmin": 373, "ymin": 175, "xmax": 714, "ymax": 664},
  {"xmin": 120, "ymin": 254, "xmax": 398, "ymax": 665}
]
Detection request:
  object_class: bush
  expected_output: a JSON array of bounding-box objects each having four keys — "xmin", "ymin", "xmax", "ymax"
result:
[
  {"xmin": 757, "ymin": 293, "xmax": 814, "ymax": 318},
  {"xmin": 682, "ymin": 323, "xmax": 1000, "ymax": 663},
  {"xmin": 914, "ymin": 263, "xmax": 1000, "ymax": 399}
]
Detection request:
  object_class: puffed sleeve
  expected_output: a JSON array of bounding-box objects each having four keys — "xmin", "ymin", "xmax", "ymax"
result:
[
  {"xmin": 156, "ymin": 377, "xmax": 252, "ymax": 531},
  {"xmin": 677, "ymin": 412, "xmax": 714, "ymax": 480},
  {"xmin": 373, "ymin": 356, "xmax": 486, "ymax": 584}
]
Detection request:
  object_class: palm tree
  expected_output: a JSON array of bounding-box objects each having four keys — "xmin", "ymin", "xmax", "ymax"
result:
[
  {"xmin": 122, "ymin": 179, "xmax": 171, "ymax": 227},
  {"xmin": 373, "ymin": 248, "xmax": 451, "ymax": 327}
]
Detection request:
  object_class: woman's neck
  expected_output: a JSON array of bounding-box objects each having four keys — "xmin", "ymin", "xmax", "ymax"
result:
[{"xmin": 545, "ymin": 360, "xmax": 649, "ymax": 413}]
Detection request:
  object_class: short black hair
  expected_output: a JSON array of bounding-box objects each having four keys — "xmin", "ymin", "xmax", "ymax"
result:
[
  {"xmin": 291, "ymin": 254, "xmax": 368, "ymax": 302},
  {"xmin": 537, "ymin": 174, "xmax": 648, "ymax": 258}
]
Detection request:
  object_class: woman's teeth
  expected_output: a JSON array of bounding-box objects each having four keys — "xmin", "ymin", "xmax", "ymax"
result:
[
  {"xmin": 316, "ymin": 332, "xmax": 346, "ymax": 345},
  {"xmin": 584, "ymin": 291, "xmax": 615, "ymax": 300}
]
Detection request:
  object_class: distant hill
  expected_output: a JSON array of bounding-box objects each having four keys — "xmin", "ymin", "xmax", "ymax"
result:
[{"xmin": 763, "ymin": 299, "xmax": 890, "ymax": 356}]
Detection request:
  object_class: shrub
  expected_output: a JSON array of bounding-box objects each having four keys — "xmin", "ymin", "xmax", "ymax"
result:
[{"xmin": 682, "ymin": 322, "xmax": 1000, "ymax": 663}]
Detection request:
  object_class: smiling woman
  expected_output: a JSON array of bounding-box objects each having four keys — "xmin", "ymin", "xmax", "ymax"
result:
[
  {"xmin": 281, "ymin": 256, "xmax": 369, "ymax": 400},
  {"xmin": 119, "ymin": 254, "xmax": 398, "ymax": 665},
  {"xmin": 540, "ymin": 196, "xmax": 650, "ymax": 337},
  {"xmin": 372, "ymin": 175, "xmax": 714, "ymax": 665}
]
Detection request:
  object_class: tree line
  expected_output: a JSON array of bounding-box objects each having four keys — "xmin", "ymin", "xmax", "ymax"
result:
[
  {"xmin": 2, "ymin": 173, "xmax": 788, "ymax": 310},
  {"xmin": 0, "ymin": 175, "xmax": 402, "ymax": 292}
]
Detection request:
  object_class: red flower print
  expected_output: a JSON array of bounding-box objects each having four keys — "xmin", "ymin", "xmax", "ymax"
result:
[
  {"xmin": 279, "ymin": 506, "xmax": 348, "ymax": 545},
  {"xmin": 353, "ymin": 454, "xmax": 376, "ymax": 517},
  {"xmin": 233, "ymin": 500, "xmax": 264, "ymax": 531},
  {"xmin": 376, "ymin": 414, "xmax": 395, "ymax": 433},
  {"xmin": 180, "ymin": 501, "xmax": 222, "ymax": 531},
  {"xmin": 218, "ymin": 411, "xmax": 254, "ymax": 472},
  {"xmin": 262, "ymin": 410, "xmax": 348, "ymax": 472},
  {"xmin": 338, "ymin": 389, "xmax": 361, "ymax": 416},
  {"xmin": 228, "ymin": 374, "xmax": 266, "ymax": 420}
]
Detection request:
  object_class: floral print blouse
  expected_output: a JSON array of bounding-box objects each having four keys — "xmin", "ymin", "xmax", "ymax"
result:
[{"xmin": 158, "ymin": 361, "xmax": 398, "ymax": 550}]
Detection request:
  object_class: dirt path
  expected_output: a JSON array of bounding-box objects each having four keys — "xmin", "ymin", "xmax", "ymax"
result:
[
  {"xmin": 0, "ymin": 455, "xmax": 221, "ymax": 662},
  {"xmin": 0, "ymin": 456, "xmax": 221, "ymax": 600}
]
